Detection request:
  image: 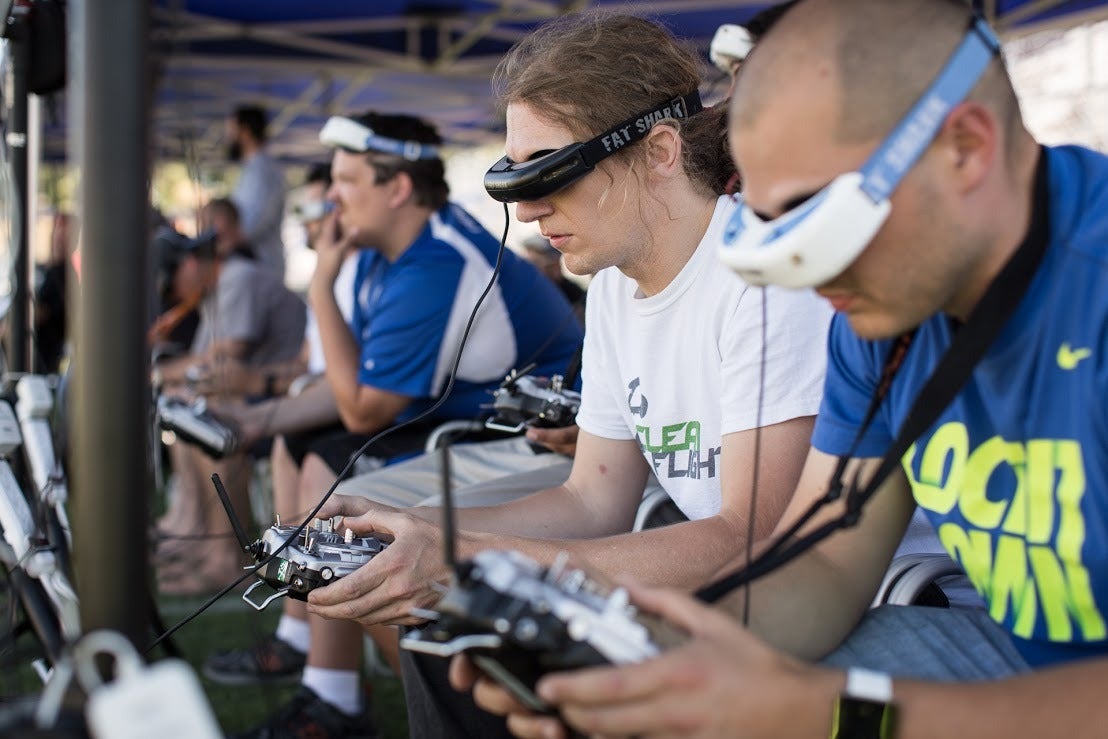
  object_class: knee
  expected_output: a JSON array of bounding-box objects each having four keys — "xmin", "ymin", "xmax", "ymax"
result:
[
  {"xmin": 272, "ymin": 435, "xmax": 291, "ymax": 466},
  {"xmin": 298, "ymin": 453, "xmax": 338, "ymax": 509}
]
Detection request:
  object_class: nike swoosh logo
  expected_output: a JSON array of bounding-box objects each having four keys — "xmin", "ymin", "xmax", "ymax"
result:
[{"xmin": 1057, "ymin": 343, "xmax": 1092, "ymax": 370}]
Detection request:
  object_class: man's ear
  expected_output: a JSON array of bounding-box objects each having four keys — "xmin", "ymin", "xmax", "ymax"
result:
[
  {"xmin": 941, "ymin": 101, "xmax": 996, "ymax": 193},
  {"xmin": 388, "ymin": 171, "xmax": 415, "ymax": 209},
  {"xmin": 644, "ymin": 123, "xmax": 683, "ymax": 178}
]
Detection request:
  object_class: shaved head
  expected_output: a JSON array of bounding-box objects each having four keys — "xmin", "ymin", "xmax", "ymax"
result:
[
  {"xmin": 727, "ymin": 0, "xmax": 1041, "ymax": 339},
  {"xmin": 734, "ymin": 0, "xmax": 1021, "ymax": 146}
]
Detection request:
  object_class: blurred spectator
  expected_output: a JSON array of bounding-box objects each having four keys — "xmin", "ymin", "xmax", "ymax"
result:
[
  {"xmin": 227, "ymin": 105, "xmax": 287, "ymax": 279},
  {"xmin": 296, "ymin": 163, "xmax": 360, "ymax": 379},
  {"xmin": 181, "ymin": 198, "xmax": 304, "ymax": 370},
  {"xmin": 33, "ymin": 212, "xmax": 76, "ymax": 374},
  {"xmin": 187, "ymin": 163, "xmax": 344, "ymax": 399},
  {"xmin": 149, "ymin": 224, "xmax": 203, "ymax": 354},
  {"xmin": 153, "ymin": 199, "xmax": 306, "ymax": 592}
]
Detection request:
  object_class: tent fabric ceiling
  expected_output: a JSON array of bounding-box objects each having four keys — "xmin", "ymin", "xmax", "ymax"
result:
[{"xmin": 142, "ymin": 0, "xmax": 1108, "ymax": 165}]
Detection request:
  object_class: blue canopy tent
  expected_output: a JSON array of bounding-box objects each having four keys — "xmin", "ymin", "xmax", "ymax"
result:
[{"xmin": 143, "ymin": 0, "xmax": 1108, "ymax": 164}]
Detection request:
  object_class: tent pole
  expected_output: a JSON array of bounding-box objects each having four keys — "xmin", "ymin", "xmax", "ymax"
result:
[
  {"xmin": 70, "ymin": 0, "xmax": 152, "ymax": 644},
  {"xmin": 7, "ymin": 12, "xmax": 31, "ymax": 372}
]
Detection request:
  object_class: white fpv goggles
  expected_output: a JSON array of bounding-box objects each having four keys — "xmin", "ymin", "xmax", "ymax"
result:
[
  {"xmin": 719, "ymin": 18, "xmax": 1001, "ymax": 289},
  {"xmin": 319, "ymin": 116, "xmax": 441, "ymax": 161},
  {"xmin": 292, "ymin": 199, "xmax": 333, "ymax": 224},
  {"xmin": 710, "ymin": 24, "xmax": 754, "ymax": 74}
]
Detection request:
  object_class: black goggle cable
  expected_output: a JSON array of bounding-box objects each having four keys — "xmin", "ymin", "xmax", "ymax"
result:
[{"xmin": 148, "ymin": 203, "xmax": 515, "ymax": 652}]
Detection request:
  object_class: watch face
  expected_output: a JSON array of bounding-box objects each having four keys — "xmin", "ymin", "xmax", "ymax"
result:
[{"xmin": 831, "ymin": 696, "xmax": 897, "ymax": 739}]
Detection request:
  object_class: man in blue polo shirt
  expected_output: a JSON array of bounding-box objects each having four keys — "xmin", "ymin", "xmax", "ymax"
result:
[{"xmin": 207, "ymin": 111, "xmax": 582, "ymax": 738}]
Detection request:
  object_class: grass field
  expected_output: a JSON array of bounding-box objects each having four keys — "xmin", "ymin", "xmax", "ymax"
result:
[
  {"xmin": 0, "ymin": 458, "xmax": 411, "ymax": 736},
  {"xmin": 152, "ymin": 464, "xmax": 410, "ymax": 737},
  {"xmin": 154, "ymin": 591, "xmax": 409, "ymax": 737},
  {"xmin": 0, "ymin": 585, "xmax": 409, "ymax": 737}
]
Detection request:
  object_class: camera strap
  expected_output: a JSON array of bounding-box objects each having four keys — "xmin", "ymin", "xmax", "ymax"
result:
[{"xmin": 698, "ymin": 146, "xmax": 1052, "ymax": 602}]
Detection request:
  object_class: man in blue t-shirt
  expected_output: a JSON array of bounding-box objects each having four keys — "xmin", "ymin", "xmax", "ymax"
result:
[
  {"xmin": 491, "ymin": 2, "xmax": 1108, "ymax": 738},
  {"xmin": 212, "ymin": 111, "xmax": 582, "ymax": 738}
]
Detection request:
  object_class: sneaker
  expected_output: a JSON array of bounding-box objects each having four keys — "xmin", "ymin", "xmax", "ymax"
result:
[
  {"xmin": 232, "ymin": 685, "xmax": 378, "ymax": 739},
  {"xmin": 202, "ymin": 635, "xmax": 307, "ymax": 686}
]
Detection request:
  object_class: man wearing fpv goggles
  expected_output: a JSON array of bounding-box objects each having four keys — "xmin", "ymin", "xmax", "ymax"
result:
[
  {"xmin": 209, "ymin": 111, "xmax": 583, "ymax": 739},
  {"xmin": 718, "ymin": 17, "xmax": 999, "ymax": 291},
  {"xmin": 505, "ymin": 1, "xmax": 1108, "ymax": 738}
]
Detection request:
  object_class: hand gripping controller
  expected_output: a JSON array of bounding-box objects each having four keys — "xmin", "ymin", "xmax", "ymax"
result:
[
  {"xmin": 205, "ymin": 473, "xmax": 388, "ymax": 611},
  {"xmin": 485, "ymin": 372, "xmax": 581, "ymax": 434},
  {"xmin": 401, "ymin": 549, "xmax": 680, "ymax": 713},
  {"xmin": 156, "ymin": 396, "xmax": 237, "ymax": 459},
  {"xmin": 241, "ymin": 518, "xmax": 388, "ymax": 610}
]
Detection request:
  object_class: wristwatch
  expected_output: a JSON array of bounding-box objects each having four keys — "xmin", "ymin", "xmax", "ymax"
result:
[
  {"xmin": 830, "ymin": 668, "xmax": 897, "ymax": 738},
  {"xmin": 263, "ymin": 372, "xmax": 278, "ymax": 398}
]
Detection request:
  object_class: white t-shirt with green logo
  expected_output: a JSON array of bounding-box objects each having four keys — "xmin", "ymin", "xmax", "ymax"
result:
[{"xmin": 575, "ymin": 196, "xmax": 831, "ymax": 521}]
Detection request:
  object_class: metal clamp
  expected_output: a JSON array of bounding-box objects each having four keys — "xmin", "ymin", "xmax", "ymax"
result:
[{"xmin": 242, "ymin": 579, "xmax": 288, "ymax": 611}]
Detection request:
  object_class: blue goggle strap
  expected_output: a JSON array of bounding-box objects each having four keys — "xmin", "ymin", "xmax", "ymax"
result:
[
  {"xmin": 364, "ymin": 132, "xmax": 441, "ymax": 162},
  {"xmin": 859, "ymin": 18, "xmax": 1001, "ymax": 202}
]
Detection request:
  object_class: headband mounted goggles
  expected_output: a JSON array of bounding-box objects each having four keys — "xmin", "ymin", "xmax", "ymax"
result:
[
  {"xmin": 719, "ymin": 18, "xmax": 1001, "ymax": 289},
  {"xmin": 319, "ymin": 116, "xmax": 441, "ymax": 161},
  {"xmin": 483, "ymin": 91, "xmax": 704, "ymax": 203},
  {"xmin": 292, "ymin": 199, "xmax": 334, "ymax": 224},
  {"xmin": 710, "ymin": 24, "xmax": 754, "ymax": 74}
]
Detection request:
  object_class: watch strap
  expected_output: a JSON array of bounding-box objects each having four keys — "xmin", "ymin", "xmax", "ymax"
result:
[
  {"xmin": 847, "ymin": 668, "xmax": 893, "ymax": 702},
  {"xmin": 830, "ymin": 668, "xmax": 897, "ymax": 739}
]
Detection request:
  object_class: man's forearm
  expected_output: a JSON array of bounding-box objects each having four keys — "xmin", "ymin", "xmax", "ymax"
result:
[
  {"xmin": 410, "ymin": 482, "xmax": 627, "ymax": 540},
  {"xmin": 714, "ymin": 546, "xmax": 879, "ymax": 660},
  {"xmin": 154, "ymin": 355, "xmax": 195, "ymax": 386},
  {"xmin": 415, "ymin": 495, "xmax": 750, "ymax": 592},
  {"xmin": 310, "ymin": 279, "xmax": 362, "ymax": 421},
  {"xmin": 710, "ymin": 455, "xmax": 918, "ymax": 660},
  {"xmin": 263, "ymin": 380, "xmax": 341, "ymax": 436},
  {"xmin": 876, "ymin": 661, "xmax": 1105, "ymax": 739}
]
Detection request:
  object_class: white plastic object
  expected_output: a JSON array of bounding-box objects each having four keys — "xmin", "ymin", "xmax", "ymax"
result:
[
  {"xmin": 80, "ymin": 631, "xmax": 223, "ymax": 739},
  {"xmin": 16, "ymin": 375, "xmax": 54, "ymax": 420},
  {"xmin": 0, "ymin": 401, "xmax": 23, "ymax": 455},
  {"xmin": 710, "ymin": 24, "xmax": 754, "ymax": 73}
]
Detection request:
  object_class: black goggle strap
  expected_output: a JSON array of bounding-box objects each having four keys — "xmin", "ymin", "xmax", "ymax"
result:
[
  {"xmin": 696, "ymin": 147, "xmax": 1051, "ymax": 604},
  {"xmin": 575, "ymin": 90, "xmax": 704, "ymax": 169}
]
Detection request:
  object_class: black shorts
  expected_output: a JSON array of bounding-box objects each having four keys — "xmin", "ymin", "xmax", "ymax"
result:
[{"xmin": 280, "ymin": 420, "xmax": 442, "ymax": 474}]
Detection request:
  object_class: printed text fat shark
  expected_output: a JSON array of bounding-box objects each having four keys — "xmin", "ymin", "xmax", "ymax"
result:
[{"xmin": 601, "ymin": 100, "xmax": 688, "ymax": 153}]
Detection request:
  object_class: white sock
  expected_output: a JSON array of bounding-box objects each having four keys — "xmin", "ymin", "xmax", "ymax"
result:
[
  {"xmin": 302, "ymin": 666, "xmax": 362, "ymax": 716},
  {"xmin": 274, "ymin": 615, "xmax": 310, "ymax": 654}
]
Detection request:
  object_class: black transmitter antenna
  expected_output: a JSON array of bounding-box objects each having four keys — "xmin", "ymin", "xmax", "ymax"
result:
[
  {"xmin": 211, "ymin": 472, "xmax": 260, "ymax": 558},
  {"xmin": 439, "ymin": 443, "xmax": 458, "ymax": 573}
]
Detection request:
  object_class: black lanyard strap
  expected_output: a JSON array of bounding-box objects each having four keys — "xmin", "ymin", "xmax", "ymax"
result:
[
  {"xmin": 698, "ymin": 147, "xmax": 1052, "ymax": 603},
  {"xmin": 756, "ymin": 331, "xmax": 916, "ymax": 565}
]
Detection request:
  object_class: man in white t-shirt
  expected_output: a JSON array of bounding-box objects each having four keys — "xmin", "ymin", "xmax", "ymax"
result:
[
  {"xmin": 294, "ymin": 33, "xmax": 837, "ymax": 730},
  {"xmin": 315, "ymin": 189, "xmax": 830, "ymax": 738}
]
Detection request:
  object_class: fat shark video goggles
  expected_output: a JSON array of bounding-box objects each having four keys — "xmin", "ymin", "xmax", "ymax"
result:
[
  {"xmin": 319, "ymin": 116, "xmax": 441, "ymax": 161},
  {"xmin": 484, "ymin": 91, "xmax": 704, "ymax": 203},
  {"xmin": 719, "ymin": 18, "xmax": 1001, "ymax": 289}
]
